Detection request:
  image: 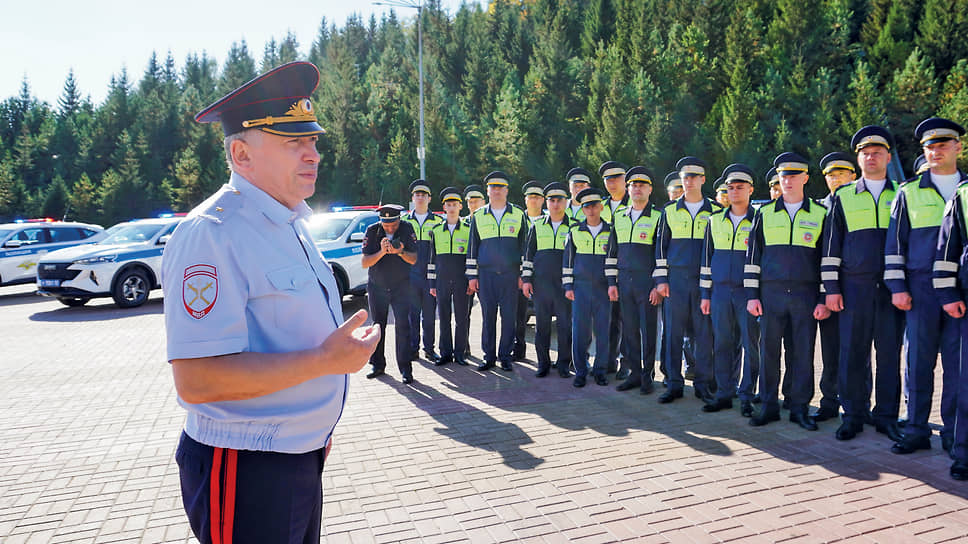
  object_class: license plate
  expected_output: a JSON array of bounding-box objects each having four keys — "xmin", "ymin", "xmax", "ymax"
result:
[{"xmin": 38, "ymin": 279, "xmax": 60, "ymax": 288}]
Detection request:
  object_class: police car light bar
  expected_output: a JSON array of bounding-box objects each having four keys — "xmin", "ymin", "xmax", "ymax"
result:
[{"xmin": 331, "ymin": 205, "xmax": 381, "ymax": 212}]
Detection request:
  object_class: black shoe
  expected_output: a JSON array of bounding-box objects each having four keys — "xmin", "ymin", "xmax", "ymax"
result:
[
  {"xmin": 500, "ymin": 360, "xmax": 513, "ymax": 371},
  {"xmin": 951, "ymin": 461, "xmax": 968, "ymax": 481},
  {"xmin": 752, "ymin": 394, "xmax": 762, "ymax": 404},
  {"xmin": 424, "ymin": 350, "xmax": 441, "ymax": 363},
  {"xmin": 402, "ymin": 374, "xmax": 414, "ymax": 384},
  {"xmin": 455, "ymin": 355, "xmax": 469, "ymax": 366},
  {"xmin": 464, "ymin": 348, "xmax": 471, "ymax": 357},
  {"xmin": 411, "ymin": 350, "xmax": 419, "ymax": 361},
  {"xmin": 535, "ymin": 365, "xmax": 550, "ymax": 378},
  {"xmin": 366, "ymin": 369, "xmax": 385, "ymax": 379},
  {"xmin": 640, "ymin": 382, "xmax": 655, "ymax": 395},
  {"xmin": 875, "ymin": 421, "xmax": 903, "ymax": 443},
  {"xmin": 477, "ymin": 361, "xmax": 495, "ymax": 372},
  {"xmin": 616, "ymin": 379, "xmax": 641, "ymax": 392},
  {"xmin": 789, "ymin": 411, "xmax": 818, "ymax": 431},
  {"xmin": 702, "ymin": 398, "xmax": 732, "ymax": 413},
  {"xmin": 595, "ymin": 374, "xmax": 608, "ymax": 386},
  {"xmin": 740, "ymin": 400, "xmax": 754, "ymax": 417},
  {"xmin": 835, "ymin": 422, "xmax": 863, "ymax": 441},
  {"xmin": 513, "ymin": 350, "xmax": 527, "ymax": 362},
  {"xmin": 749, "ymin": 410, "xmax": 781, "ymax": 426},
  {"xmin": 558, "ymin": 366, "xmax": 571, "ymax": 378},
  {"xmin": 573, "ymin": 375, "xmax": 587, "ymax": 388},
  {"xmin": 891, "ymin": 436, "xmax": 932, "ymax": 454},
  {"xmin": 436, "ymin": 355, "xmax": 453, "ymax": 366},
  {"xmin": 684, "ymin": 369, "xmax": 695, "ymax": 381},
  {"xmin": 811, "ymin": 406, "xmax": 839, "ymax": 422},
  {"xmin": 616, "ymin": 368, "xmax": 631, "ymax": 380},
  {"xmin": 658, "ymin": 390, "xmax": 683, "ymax": 404},
  {"xmin": 693, "ymin": 383, "xmax": 714, "ymax": 403}
]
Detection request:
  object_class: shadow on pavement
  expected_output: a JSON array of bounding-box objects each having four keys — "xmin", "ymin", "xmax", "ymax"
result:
[{"xmin": 29, "ymin": 297, "xmax": 165, "ymax": 321}]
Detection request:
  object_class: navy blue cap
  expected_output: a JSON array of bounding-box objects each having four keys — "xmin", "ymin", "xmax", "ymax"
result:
[
  {"xmin": 409, "ymin": 179, "xmax": 431, "ymax": 194},
  {"xmin": 439, "ymin": 187, "xmax": 462, "ymax": 202},
  {"xmin": 665, "ymin": 171, "xmax": 683, "ymax": 188},
  {"xmin": 463, "ymin": 184, "xmax": 485, "ymax": 200},
  {"xmin": 714, "ymin": 178, "xmax": 727, "ymax": 193},
  {"xmin": 195, "ymin": 61, "xmax": 324, "ymax": 137},
  {"xmin": 523, "ymin": 180, "xmax": 544, "ymax": 196},
  {"xmin": 819, "ymin": 152, "xmax": 856, "ymax": 175},
  {"xmin": 913, "ymin": 154, "xmax": 929, "ymax": 175},
  {"xmin": 676, "ymin": 156, "xmax": 707, "ymax": 177},
  {"xmin": 916, "ymin": 117, "xmax": 965, "ymax": 146},
  {"xmin": 851, "ymin": 125, "xmax": 894, "ymax": 152},
  {"xmin": 766, "ymin": 168, "xmax": 780, "ymax": 187},
  {"xmin": 543, "ymin": 182, "xmax": 569, "ymax": 198},
  {"xmin": 774, "ymin": 152, "xmax": 809, "ymax": 174},
  {"xmin": 576, "ymin": 187, "xmax": 604, "ymax": 207},
  {"xmin": 484, "ymin": 171, "xmax": 510, "ymax": 187},
  {"xmin": 599, "ymin": 161, "xmax": 627, "ymax": 178},
  {"xmin": 566, "ymin": 168, "xmax": 592, "ymax": 185},
  {"xmin": 378, "ymin": 204, "xmax": 405, "ymax": 222},
  {"xmin": 625, "ymin": 166, "xmax": 655, "ymax": 185},
  {"xmin": 722, "ymin": 163, "xmax": 755, "ymax": 184}
]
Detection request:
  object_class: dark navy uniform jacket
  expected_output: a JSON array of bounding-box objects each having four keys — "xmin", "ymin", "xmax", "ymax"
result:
[
  {"xmin": 403, "ymin": 211, "xmax": 443, "ymax": 281},
  {"xmin": 700, "ymin": 206, "xmax": 755, "ymax": 299},
  {"xmin": 933, "ymin": 175, "xmax": 968, "ymax": 305},
  {"xmin": 465, "ymin": 203, "xmax": 528, "ymax": 277},
  {"xmin": 427, "ymin": 220, "xmax": 471, "ymax": 284},
  {"xmin": 562, "ymin": 220, "xmax": 617, "ymax": 290},
  {"xmin": 820, "ymin": 178, "xmax": 898, "ymax": 295},
  {"xmin": 606, "ymin": 203, "xmax": 659, "ymax": 279},
  {"xmin": 654, "ymin": 197, "xmax": 722, "ymax": 285},
  {"xmin": 362, "ymin": 221, "xmax": 418, "ymax": 287},
  {"xmin": 885, "ymin": 172, "xmax": 967, "ymax": 293},
  {"xmin": 522, "ymin": 215, "xmax": 573, "ymax": 291}
]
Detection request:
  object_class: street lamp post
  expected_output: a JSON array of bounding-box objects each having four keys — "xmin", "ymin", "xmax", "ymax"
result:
[{"xmin": 373, "ymin": 0, "xmax": 426, "ymax": 180}]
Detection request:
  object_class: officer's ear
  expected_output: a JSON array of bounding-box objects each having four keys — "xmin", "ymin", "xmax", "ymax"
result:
[{"xmin": 230, "ymin": 136, "xmax": 254, "ymax": 171}]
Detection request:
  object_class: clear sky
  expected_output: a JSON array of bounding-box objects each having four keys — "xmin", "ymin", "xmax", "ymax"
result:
[{"xmin": 2, "ymin": 0, "xmax": 480, "ymax": 106}]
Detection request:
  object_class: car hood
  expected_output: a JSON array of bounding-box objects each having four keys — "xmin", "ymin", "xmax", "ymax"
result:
[{"xmin": 40, "ymin": 242, "xmax": 152, "ymax": 263}]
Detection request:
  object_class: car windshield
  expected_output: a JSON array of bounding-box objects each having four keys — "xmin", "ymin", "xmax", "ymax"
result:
[
  {"xmin": 0, "ymin": 228, "xmax": 13, "ymax": 241},
  {"xmin": 308, "ymin": 217, "xmax": 351, "ymax": 243},
  {"xmin": 100, "ymin": 223, "xmax": 166, "ymax": 244}
]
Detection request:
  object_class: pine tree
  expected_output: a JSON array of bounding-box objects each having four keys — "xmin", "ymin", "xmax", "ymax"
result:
[
  {"xmin": 41, "ymin": 175, "xmax": 68, "ymax": 219},
  {"xmin": 218, "ymin": 40, "xmax": 257, "ymax": 96},
  {"xmin": 887, "ymin": 47, "xmax": 938, "ymax": 162},
  {"xmin": 57, "ymin": 70, "xmax": 82, "ymax": 119},
  {"xmin": 841, "ymin": 60, "xmax": 885, "ymax": 138},
  {"xmin": 938, "ymin": 59, "xmax": 968, "ymax": 169},
  {"xmin": 67, "ymin": 172, "xmax": 100, "ymax": 223},
  {"xmin": 916, "ymin": 0, "xmax": 968, "ymax": 76}
]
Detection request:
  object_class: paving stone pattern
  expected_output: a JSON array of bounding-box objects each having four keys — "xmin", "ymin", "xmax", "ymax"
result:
[{"xmin": 2, "ymin": 285, "xmax": 967, "ymax": 543}]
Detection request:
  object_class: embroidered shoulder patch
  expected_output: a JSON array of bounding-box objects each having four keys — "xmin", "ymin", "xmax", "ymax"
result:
[{"xmin": 183, "ymin": 264, "xmax": 218, "ymax": 319}]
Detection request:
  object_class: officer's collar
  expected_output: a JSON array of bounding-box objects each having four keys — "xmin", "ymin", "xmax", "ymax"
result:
[
  {"xmin": 855, "ymin": 177, "xmax": 896, "ymax": 194},
  {"xmin": 716, "ymin": 205, "xmax": 754, "ymax": 222},
  {"xmin": 772, "ymin": 195, "xmax": 812, "ymax": 212},
  {"xmin": 229, "ymin": 172, "xmax": 311, "ymax": 225},
  {"xmin": 484, "ymin": 202, "xmax": 515, "ymax": 215},
  {"xmin": 675, "ymin": 196, "xmax": 713, "ymax": 212},
  {"xmin": 577, "ymin": 219, "xmax": 611, "ymax": 232},
  {"xmin": 541, "ymin": 214, "xmax": 569, "ymax": 226},
  {"xmin": 625, "ymin": 202, "xmax": 654, "ymax": 216}
]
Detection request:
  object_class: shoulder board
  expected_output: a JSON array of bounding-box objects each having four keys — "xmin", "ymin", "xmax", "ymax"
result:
[
  {"xmin": 192, "ymin": 185, "xmax": 243, "ymax": 224},
  {"xmin": 710, "ymin": 199, "xmax": 724, "ymax": 209}
]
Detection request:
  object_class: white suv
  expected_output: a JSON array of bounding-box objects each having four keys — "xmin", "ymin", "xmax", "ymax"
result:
[
  {"xmin": 307, "ymin": 208, "xmax": 380, "ymax": 298},
  {"xmin": 0, "ymin": 221, "xmax": 105, "ymax": 287},
  {"xmin": 36, "ymin": 217, "xmax": 181, "ymax": 308}
]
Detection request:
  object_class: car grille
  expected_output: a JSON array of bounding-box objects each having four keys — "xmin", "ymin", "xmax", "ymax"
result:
[{"xmin": 37, "ymin": 263, "xmax": 81, "ymax": 281}]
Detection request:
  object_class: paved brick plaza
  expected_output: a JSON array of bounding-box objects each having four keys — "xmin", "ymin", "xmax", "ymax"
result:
[{"xmin": 2, "ymin": 284, "xmax": 967, "ymax": 543}]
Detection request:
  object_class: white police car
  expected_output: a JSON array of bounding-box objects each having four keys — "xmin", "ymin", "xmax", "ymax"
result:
[
  {"xmin": 307, "ymin": 207, "xmax": 380, "ymax": 298},
  {"xmin": 0, "ymin": 220, "xmax": 106, "ymax": 287},
  {"xmin": 36, "ymin": 217, "xmax": 182, "ymax": 307}
]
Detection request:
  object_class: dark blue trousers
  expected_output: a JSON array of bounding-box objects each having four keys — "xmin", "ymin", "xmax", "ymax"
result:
[
  {"xmin": 368, "ymin": 282, "xmax": 412, "ymax": 375},
  {"xmin": 817, "ymin": 312, "xmax": 840, "ymax": 412},
  {"xmin": 176, "ymin": 432, "xmax": 324, "ymax": 544},
  {"xmin": 619, "ymin": 273, "xmax": 658, "ymax": 385},
  {"xmin": 572, "ymin": 279, "xmax": 611, "ymax": 378},
  {"xmin": 712, "ymin": 285, "xmax": 760, "ymax": 402},
  {"xmin": 608, "ymin": 300, "xmax": 625, "ymax": 370},
  {"xmin": 663, "ymin": 273, "xmax": 713, "ymax": 392},
  {"xmin": 904, "ymin": 272, "xmax": 960, "ymax": 440},
  {"xmin": 533, "ymin": 282, "xmax": 571, "ymax": 369},
  {"xmin": 837, "ymin": 277, "xmax": 904, "ymax": 425},
  {"xmin": 408, "ymin": 276, "xmax": 436, "ymax": 353},
  {"xmin": 515, "ymin": 291, "xmax": 529, "ymax": 357},
  {"xmin": 436, "ymin": 278, "xmax": 470, "ymax": 359},
  {"xmin": 952, "ymin": 307, "xmax": 968, "ymax": 462},
  {"xmin": 478, "ymin": 269, "xmax": 519, "ymax": 363},
  {"xmin": 759, "ymin": 284, "xmax": 817, "ymax": 414}
]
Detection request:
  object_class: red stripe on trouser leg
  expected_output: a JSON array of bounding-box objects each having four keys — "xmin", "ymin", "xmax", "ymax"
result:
[
  {"xmin": 222, "ymin": 449, "xmax": 238, "ymax": 544},
  {"xmin": 210, "ymin": 447, "xmax": 223, "ymax": 544}
]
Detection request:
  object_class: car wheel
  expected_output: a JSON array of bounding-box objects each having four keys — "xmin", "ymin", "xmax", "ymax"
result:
[
  {"xmin": 57, "ymin": 296, "xmax": 90, "ymax": 307},
  {"xmin": 112, "ymin": 268, "xmax": 150, "ymax": 308}
]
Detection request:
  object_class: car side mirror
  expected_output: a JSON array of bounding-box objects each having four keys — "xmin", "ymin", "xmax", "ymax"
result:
[
  {"xmin": 158, "ymin": 235, "xmax": 171, "ymax": 245},
  {"xmin": 349, "ymin": 232, "xmax": 365, "ymax": 243},
  {"xmin": 4, "ymin": 240, "xmax": 22, "ymax": 248}
]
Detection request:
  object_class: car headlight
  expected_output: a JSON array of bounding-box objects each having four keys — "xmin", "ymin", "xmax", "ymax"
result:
[{"xmin": 74, "ymin": 255, "xmax": 117, "ymax": 265}]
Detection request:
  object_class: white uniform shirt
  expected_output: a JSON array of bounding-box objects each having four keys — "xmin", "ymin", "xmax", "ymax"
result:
[{"xmin": 162, "ymin": 172, "xmax": 346, "ymax": 454}]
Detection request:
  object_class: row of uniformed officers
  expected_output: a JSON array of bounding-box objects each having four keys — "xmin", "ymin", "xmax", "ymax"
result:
[{"xmin": 361, "ymin": 116, "xmax": 968, "ymax": 481}]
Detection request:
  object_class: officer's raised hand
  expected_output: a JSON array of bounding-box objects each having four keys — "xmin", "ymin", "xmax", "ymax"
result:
[
  {"xmin": 747, "ymin": 298, "xmax": 763, "ymax": 317},
  {"xmin": 320, "ymin": 310, "xmax": 382, "ymax": 372},
  {"xmin": 607, "ymin": 286, "xmax": 618, "ymax": 302},
  {"xmin": 565, "ymin": 289, "xmax": 575, "ymax": 301},
  {"xmin": 825, "ymin": 294, "xmax": 844, "ymax": 312},
  {"xmin": 943, "ymin": 300, "xmax": 966, "ymax": 319},
  {"xmin": 813, "ymin": 304, "xmax": 831, "ymax": 321},
  {"xmin": 892, "ymin": 291, "xmax": 912, "ymax": 311},
  {"xmin": 700, "ymin": 298, "xmax": 711, "ymax": 315}
]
